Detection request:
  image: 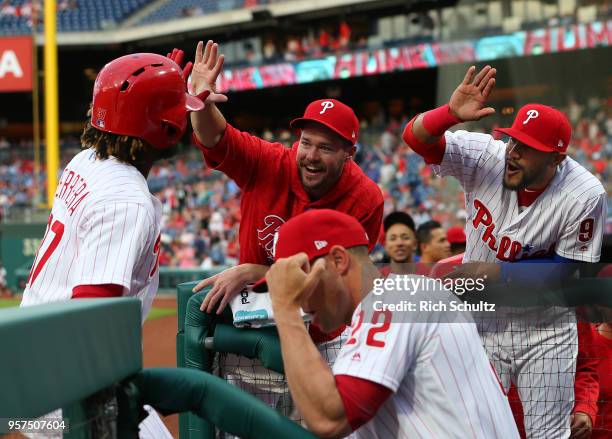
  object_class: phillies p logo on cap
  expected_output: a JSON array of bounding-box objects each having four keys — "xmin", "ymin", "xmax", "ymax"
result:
[
  {"xmin": 522, "ymin": 109, "xmax": 539, "ymax": 125},
  {"xmin": 494, "ymin": 103, "xmax": 571, "ymax": 154},
  {"xmin": 320, "ymin": 101, "xmax": 334, "ymax": 114},
  {"xmin": 290, "ymin": 98, "xmax": 360, "ymax": 145}
]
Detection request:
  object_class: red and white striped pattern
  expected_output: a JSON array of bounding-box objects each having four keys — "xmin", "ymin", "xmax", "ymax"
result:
[
  {"xmin": 433, "ymin": 130, "xmax": 606, "ymax": 263},
  {"xmin": 431, "ymin": 129, "xmax": 606, "ymax": 438},
  {"xmin": 21, "ymin": 149, "xmax": 162, "ymax": 321},
  {"xmin": 333, "ymin": 285, "xmax": 519, "ymax": 439}
]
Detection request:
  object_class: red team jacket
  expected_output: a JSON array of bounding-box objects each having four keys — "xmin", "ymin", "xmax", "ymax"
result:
[
  {"xmin": 592, "ymin": 324, "xmax": 612, "ymax": 438},
  {"xmin": 195, "ymin": 124, "xmax": 384, "ymax": 265}
]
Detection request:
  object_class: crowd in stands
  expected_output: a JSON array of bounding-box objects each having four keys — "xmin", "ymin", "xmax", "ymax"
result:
[
  {"xmin": 0, "ymin": 0, "xmax": 148, "ymax": 34},
  {"xmin": 229, "ymin": 2, "xmax": 611, "ymax": 68},
  {"xmin": 260, "ymin": 20, "xmax": 367, "ymax": 63},
  {"xmin": 0, "ymin": 94, "xmax": 610, "ymax": 268}
]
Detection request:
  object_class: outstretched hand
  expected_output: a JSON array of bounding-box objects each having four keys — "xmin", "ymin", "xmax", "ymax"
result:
[
  {"xmin": 449, "ymin": 65, "xmax": 497, "ymax": 122},
  {"xmin": 167, "ymin": 46, "xmax": 226, "ymax": 107},
  {"xmin": 190, "ymin": 40, "xmax": 227, "ymax": 101}
]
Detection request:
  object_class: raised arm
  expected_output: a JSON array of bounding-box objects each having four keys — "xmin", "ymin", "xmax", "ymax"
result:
[
  {"xmin": 403, "ymin": 65, "xmax": 497, "ymax": 163},
  {"xmin": 190, "ymin": 40, "xmax": 228, "ymax": 147},
  {"xmin": 267, "ymin": 255, "xmax": 351, "ymax": 438}
]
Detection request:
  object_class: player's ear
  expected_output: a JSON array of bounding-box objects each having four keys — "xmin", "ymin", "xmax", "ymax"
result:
[
  {"xmin": 328, "ymin": 246, "xmax": 350, "ymax": 275},
  {"xmin": 552, "ymin": 152, "xmax": 566, "ymax": 166},
  {"xmin": 419, "ymin": 242, "xmax": 427, "ymax": 256},
  {"xmin": 345, "ymin": 145, "xmax": 356, "ymax": 161}
]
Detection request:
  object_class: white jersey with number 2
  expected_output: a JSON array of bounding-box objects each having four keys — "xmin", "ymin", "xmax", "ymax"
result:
[
  {"xmin": 333, "ymin": 279, "xmax": 519, "ymax": 439},
  {"xmin": 21, "ymin": 148, "xmax": 162, "ymax": 321}
]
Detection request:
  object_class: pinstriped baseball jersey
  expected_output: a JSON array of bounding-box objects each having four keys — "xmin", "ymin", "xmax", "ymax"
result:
[
  {"xmin": 21, "ymin": 149, "xmax": 162, "ymax": 321},
  {"xmin": 333, "ymin": 283, "xmax": 519, "ymax": 439},
  {"xmin": 432, "ymin": 130, "xmax": 607, "ymax": 263}
]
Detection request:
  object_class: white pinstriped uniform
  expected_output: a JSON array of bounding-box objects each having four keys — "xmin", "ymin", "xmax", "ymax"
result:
[
  {"xmin": 21, "ymin": 149, "xmax": 162, "ymax": 322},
  {"xmin": 333, "ymin": 282, "xmax": 519, "ymax": 439},
  {"xmin": 432, "ymin": 130, "xmax": 607, "ymax": 439},
  {"xmin": 433, "ymin": 130, "xmax": 606, "ymax": 264},
  {"xmin": 20, "ymin": 149, "xmax": 171, "ymax": 439}
]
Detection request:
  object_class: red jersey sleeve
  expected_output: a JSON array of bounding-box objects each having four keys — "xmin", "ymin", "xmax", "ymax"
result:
[
  {"xmin": 509, "ymin": 322, "xmax": 601, "ymax": 436},
  {"xmin": 573, "ymin": 322, "xmax": 599, "ymax": 423},
  {"xmin": 193, "ymin": 124, "xmax": 285, "ymax": 189},
  {"xmin": 361, "ymin": 198, "xmax": 384, "ymax": 251},
  {"xmin": 72, "ymin": 284, "xmax": 123, "ymax": 298},
  {"xmin": 335, "ymin": 374, "xmax": 393, "ymax": 431}
]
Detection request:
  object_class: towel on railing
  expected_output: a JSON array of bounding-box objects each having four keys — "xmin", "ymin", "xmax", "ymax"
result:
[{"xmin": 229, "ymin": 286, "xmax": 312, "ymax": 328}]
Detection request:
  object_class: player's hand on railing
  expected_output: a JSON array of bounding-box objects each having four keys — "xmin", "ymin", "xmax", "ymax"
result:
[
  {"xmin": 193, "ymin": 263, "xmax": 269, "ymax": 314},
  {"xmin": 189, "ymin": 40, "xmax": 228, "ymax": 104},
  {"xmin": 448, "ymin": 65, "xmax": 496, "ymax": 122}
]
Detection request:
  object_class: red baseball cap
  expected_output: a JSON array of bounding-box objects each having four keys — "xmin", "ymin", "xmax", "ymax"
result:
[
  {"xmin": 290, "ymin": 99, "xmax": 359, "ymax": 145},
  {"xmin": 446, "ymin": 226, "xmax": 466, "ymax": 245},
  {"xmin": 494, "ymin": 104, "xmax": 571, "ymax": 154},
  {"xmin": 252, "ymin": 209, "xmax": 369, "ymax": 292}
]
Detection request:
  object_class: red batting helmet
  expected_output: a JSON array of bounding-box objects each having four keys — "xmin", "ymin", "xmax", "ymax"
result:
[{"xmin": 91, "ymin": 53, "xmax": 204, "ymax": 149}]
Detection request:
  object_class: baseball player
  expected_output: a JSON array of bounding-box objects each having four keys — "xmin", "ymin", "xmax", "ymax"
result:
[
  {"xmin": 187, "ymin": 40, "xmax": 383, "ymax": 315},
  {"xmin": 259, "ymin": 209, "xmax": 519, "ymax": 438},
  {"xmin": 20, "ymin": 51, "xmax": 208, "ymax": 438},
  {"xmin": 402, "ymin": 65, "xmax": 607, "ymax": 438}
]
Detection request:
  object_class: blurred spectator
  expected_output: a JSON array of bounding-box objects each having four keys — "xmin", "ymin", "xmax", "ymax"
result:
[
  {"xmin": 58, "ymin": 0, "xmax": 77, "ymax": 11},
  {"xmin": 284, "ymin": 36, "xmax": 302, "ymax": 61},
  {"xmin": 262, "ymin": 39, "xmax": 278, "ymax": 61},
  {"xmin": 181, "ymin": 6, "xmax": 203, "ymax": 18},
  {"xmin": 338, "ymin": 20, "xmax": 351, "ymax": 49},
  {"xmin": 0, "ymin": 260, "xmax": 10, "ymax": 297}
]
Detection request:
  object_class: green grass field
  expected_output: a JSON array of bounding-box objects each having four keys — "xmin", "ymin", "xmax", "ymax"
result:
[
  {"xmin": 0, "ymin": 298, "xmax": 176, "ymax": 321},
  {"xmin": 0, "ymin": 298, "xmax": 20, "ymax": 308},
  {"xmin": 146, "ymin": 307, "xmax": 177, "ymax": 321}
]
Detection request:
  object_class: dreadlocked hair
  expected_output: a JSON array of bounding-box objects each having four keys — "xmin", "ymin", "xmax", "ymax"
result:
[{"xmin": 81, "ymin": 110, "xmax": 150, "ymax": 165}]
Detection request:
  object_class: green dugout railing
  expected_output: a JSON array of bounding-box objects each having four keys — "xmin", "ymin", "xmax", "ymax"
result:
[
  {"xmin": 1, "ymin": 297, "xmax": 315, "ymax": 438},
  {"xmin": 12, "ymin": 266, "xmax": 228, "ymax": 294}
]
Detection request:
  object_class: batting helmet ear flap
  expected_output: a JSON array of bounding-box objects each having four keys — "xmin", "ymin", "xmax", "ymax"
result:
[{"xmin": 160, "ymin": 119, "xmax": 184, "ymax": 145}]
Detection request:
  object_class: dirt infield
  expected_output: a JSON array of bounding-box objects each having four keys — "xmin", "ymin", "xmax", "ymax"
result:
[{"xmin": 143, "ymin": 296, "xmax": 179, "ymax": 437}]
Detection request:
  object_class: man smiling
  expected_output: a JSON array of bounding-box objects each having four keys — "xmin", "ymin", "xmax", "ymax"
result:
[{"xmin": 188, "ymin": 40, "xmax": 383, "ymax": 315}]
